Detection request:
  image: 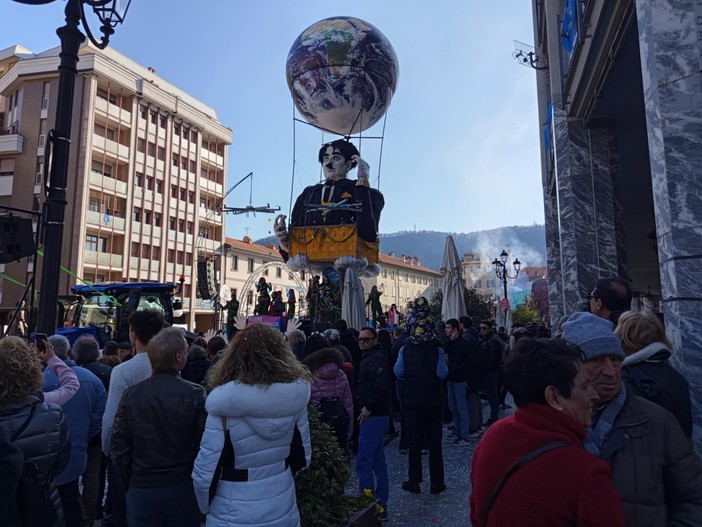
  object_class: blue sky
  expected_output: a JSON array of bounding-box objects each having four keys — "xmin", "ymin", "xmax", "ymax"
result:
[{"xmin": 3, "ymin": 0, "xmax": 544, "ymax": 242}]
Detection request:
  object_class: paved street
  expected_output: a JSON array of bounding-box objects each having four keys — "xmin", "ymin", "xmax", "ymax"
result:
[{"xmin": 354, "ymin": 399, "xmax": 515, "ymax": 527}]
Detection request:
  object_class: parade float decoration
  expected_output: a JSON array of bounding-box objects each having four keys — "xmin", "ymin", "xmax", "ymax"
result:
[{"xmin": 277, "ymin": 16, "xmax": 399, "ymax": 281}]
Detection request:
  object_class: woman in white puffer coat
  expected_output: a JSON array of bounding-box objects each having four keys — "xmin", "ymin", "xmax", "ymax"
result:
[{"xmin": 192, "ymin": 323, "xmax": 312, "ymax": 527}]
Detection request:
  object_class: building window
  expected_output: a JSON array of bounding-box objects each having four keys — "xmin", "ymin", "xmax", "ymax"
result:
[
  {"xmin": 131, "ymin": 242, "xmax": 140, "ymax": 257},
  {"xmin": 154, "ymin": 212, "xmax": 161, "ymax": 227},
  {"xmin": 134, "ymin": 172, "xmax": 143, "ymax": 187},
  {"xmin": 157, "ymin": 146, "xmax": 165, "ymax": 161},
  {"xmin": 144, "ymin": 210, "xmax": 152, "ymax": 224},
  {"xmin": 188, "ymin": 191, "xmax": 195, "ymax": 204},
  {"xmin": 179, "ymin": 188, "xmax": 186, "ymax": 201},
  {"xmin": 137, "ymin": 138, "xmax": 146, "ymax": 153},
  {"xmin": 247, "ymin": 290, "xmax": 253, "ymax": 305},
  {"xmin": 155, "ymin": 180, "xmax": 163, "ymax": 193},
  {"xmin": 167, "ymin": 249, "xmax": 175, "ymax": 262},
  {"xmin": 169, "ymin": 217, "xmax": 176, "ymax": 230},
  {"xmin": 178, "ymin": 219, "xmax": 185, "ymax": 233},
  {"xmin": 174, "ymin": 123, "xmax": 180, "ymax": 136},
  {"xmin": 133, "ymin": 207, "xmax": 141, "ymax": 222},
  {"xmin": 145, "ymin": 176, "xmax": 154, "ymax": 191},
  {"xmin": 150, "ymin": 111, "xmax": 157, "ymax": 125},
  {"xmin": 142, "ymin": 245, "xmax": 151, "ymax": 259},
  {"xmin": 382, "ymin": 269, "xmax": 387, "ymax": 278},
  {"xmin": 159, "ymin": 115, "xmax": 167, "ymax": 129},
  {"xmin": 190, "ymin": 160, "xmax": 197, "ymax": 173},
  {"xmin": 276, "ymin": 267, "xmax": 282, "ymax": 278},
  {"xmin": 139, "ymin": 107, "xmax": 147, "ymax": 120},
  {"xmin": 85, "ymin": 235, "xmax": 98, "ymax": 251},
  {"xmin": 247, "ymin": 258, "xmax": 254, "ymax": 273},
  {"xmin": 186, "ymin": 221, "xmax": 193, "ymax": 234},
  {"xmin": 153, "ymin": 246, "xmax": 161, "ymax": 261},
  {"xmin": 171, "ymin": 185, "xmax": 178, "ymax": 199},
  {"xmin": 230, "ymin": 255, "xmax": 238, "ymax": 271},
  {"xmin": 176, "ymin": 251, "xmax": 184, "ymax": 264}
]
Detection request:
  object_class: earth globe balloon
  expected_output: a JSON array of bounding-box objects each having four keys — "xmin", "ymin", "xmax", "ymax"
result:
[{"xmin": 286, "ymin": 16, "xmax": 399, "ymax": 136}]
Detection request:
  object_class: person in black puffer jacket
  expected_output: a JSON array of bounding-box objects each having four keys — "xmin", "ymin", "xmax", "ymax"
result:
[
  {"xmin": 393, "ymin": 298, "xmax": 448, "ymax": 495},
  {"xmin": 0, "ymin": 336, "xmax": 69, "ymax": 527},
  {"xmin": 614, "ymin": 310, "xmax": 693, "ymax": 437}
]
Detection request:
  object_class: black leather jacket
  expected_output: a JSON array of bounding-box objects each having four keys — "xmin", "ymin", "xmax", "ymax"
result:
[{"xmin": 110, "ymin": 370, "xmax": 207, "ymax": 489}]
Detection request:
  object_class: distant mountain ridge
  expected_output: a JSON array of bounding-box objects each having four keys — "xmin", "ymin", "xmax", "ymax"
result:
[{"xmin": 255, "ymin": 224, "xmax": 546, "ymax": 271}]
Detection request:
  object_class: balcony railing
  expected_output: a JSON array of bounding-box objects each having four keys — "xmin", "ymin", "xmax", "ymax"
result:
[{"xmin": 84, "ymin": 251, "xmax": 123, "ymax": 268}]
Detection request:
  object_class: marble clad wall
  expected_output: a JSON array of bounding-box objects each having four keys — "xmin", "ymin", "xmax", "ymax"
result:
[
  {"xmin": 543, "ymin": 183, "xmax": 563, "ymax": 325},
  {"xmin": 550, "ymin": 108, "xmax": 621, "ymax": 316},
  {"xmin": 635, "ymin": 0, "xmax": 702, "ymax": 450}
]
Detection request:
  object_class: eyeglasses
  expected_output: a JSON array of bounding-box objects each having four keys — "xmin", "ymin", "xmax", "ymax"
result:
[{"xmin": 358, "ymin": 337, "xmax": 375, "ymax": 342}]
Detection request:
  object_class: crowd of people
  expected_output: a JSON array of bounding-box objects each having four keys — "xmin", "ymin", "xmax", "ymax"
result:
[{"xmin": 0, "ymin": 276, "xmax": 701, "ymax": 526}]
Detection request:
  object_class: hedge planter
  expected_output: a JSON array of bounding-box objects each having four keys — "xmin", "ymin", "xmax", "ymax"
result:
[{"xmin": 339, "ymin": 501, "xmax": 382, "ymax": 527}]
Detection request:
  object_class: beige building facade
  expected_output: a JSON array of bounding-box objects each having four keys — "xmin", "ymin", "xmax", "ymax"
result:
[
  {"xmin": 361, "ymin": 252, "xmax": 441, "ymax": 316},
  {"xmin": 0, "ymin": 43, "xmax": 231, "ymax": 331}
]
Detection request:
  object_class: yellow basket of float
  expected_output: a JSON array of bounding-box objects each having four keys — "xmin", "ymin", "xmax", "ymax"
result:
[{"xmin": 289, "ymin": 225, "xmax": 379, "ymax": 265}]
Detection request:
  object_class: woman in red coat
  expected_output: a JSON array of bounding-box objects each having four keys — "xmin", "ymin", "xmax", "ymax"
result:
[{"xmin": 469, "ymin": 338, "xmax": 625, "ymax": 527}]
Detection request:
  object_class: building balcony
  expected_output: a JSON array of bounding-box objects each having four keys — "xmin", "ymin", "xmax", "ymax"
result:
[
  {"xmin": 89, "ymin": 172, "xmax": 128, "ymax": 196},
  {"xmin": 94, "ymin": 97, "xmax": 132, "ymax": 127},
  {"xmin": 198, "ymin": 206, "xmax": 222, "ymax": 223},
  {"xmin": 201, "ymin": 149, "xmax": 224, "ymax": 167},
  {"xmin": 84, "ymin": 251, "xmax": 123, "ymax": 268},
  {"xmin": 0, "ymin": 133, "xmax": 23, "ymax": 154},
  {"xmin": 86, "ymin": 210, "xmax": 126, "ymax": 231},
  {"xmin": 199, "ymin": 176, "xmax": 223, "ymax": 197},
  {"xmin": 92, "ymin": 135, "xmax": 130, "ymax": 161}
]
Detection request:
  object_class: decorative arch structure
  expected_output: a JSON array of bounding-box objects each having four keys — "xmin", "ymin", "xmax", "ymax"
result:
[{"xmin": 238, "ymin": 261, "xmax": 308, "ymax": 317}]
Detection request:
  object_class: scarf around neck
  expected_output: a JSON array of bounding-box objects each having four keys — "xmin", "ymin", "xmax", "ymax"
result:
[{"xmin": 584, "ymin": 383, "xmax": 627, "ymax": 457}]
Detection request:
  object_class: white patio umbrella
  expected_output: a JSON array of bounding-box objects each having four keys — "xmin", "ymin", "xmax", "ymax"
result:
[
  {"xmin": 440, "ymin": 235, "xmax": 467, "ymax": 320},
  {"xmin": 341, "ymin": 267, "xmax": 367, "ymax": 331}
]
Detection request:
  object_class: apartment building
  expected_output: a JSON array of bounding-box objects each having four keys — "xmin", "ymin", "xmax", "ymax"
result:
[
  {"xmin": 0, "ymin": 43, "xmax": 231, "ymax": 331},
  {"xmin": 531, "ymin": 1, "xmax": 701, "ymax": 434},
  {"xmin": 361, "ymin": 252, "xmax": 441, "ymax": 315}
]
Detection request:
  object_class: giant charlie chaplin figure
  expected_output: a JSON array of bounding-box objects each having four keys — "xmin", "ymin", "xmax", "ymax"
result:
[{"xmin": 275, "ymin": 139, "xmax": 384, "ymax": 276}]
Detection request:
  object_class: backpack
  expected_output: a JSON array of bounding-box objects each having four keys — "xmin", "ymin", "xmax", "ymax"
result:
[
  {"xmin": 9, "ymin": 405, "xmax": 59, "ymax": 527},
  {"xmin": 316, "ymin": 396, "xmax": 349, "ymax": 449}
]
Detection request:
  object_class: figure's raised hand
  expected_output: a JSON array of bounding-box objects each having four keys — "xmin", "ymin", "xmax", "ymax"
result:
[
  {"xmin": 274, "ymin": 214, "xmax": 289, "ymax": 251},
  {"xmin": 234, "ymin": 314, "xmax": 248, "ymax": 331},
  {"xmin": 203, "ymin": 328, "xmax": 217, "ymax": 343},
  {"xmin": 353, "ymin": 156, "xmax": 370, "ymax": 187},
  {"xmin": 287, "ymin": 318, "xmax": 302, "ymax": 333}
]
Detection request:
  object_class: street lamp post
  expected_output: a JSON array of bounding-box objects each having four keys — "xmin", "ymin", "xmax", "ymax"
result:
[
  {"xmin": 491, "ymin": 249, "xmax": 521, "ymax": 313},
  {"xmin": 13, "ymin": 0, "xmax": 132, "ymax": 333}
]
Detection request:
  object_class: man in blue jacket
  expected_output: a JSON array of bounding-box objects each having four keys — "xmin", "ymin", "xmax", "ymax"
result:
[{"xmin": 44, "ymin": 334, "xmax": 107, "ymax": 527}]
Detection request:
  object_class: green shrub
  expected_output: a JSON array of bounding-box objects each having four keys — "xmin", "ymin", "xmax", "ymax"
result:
[{"xmin": 295, "ymin": 407, "xmax": 374, "ymax": 527}]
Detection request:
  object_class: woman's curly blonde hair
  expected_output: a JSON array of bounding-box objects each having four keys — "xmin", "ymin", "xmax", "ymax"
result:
[
  {"xmin": 0, "ymin": 336, "xmax": 43, "ymax": 408},
  {"xmin": 207, "ymin": 323, "xmax": 312, "ymax": 389}
]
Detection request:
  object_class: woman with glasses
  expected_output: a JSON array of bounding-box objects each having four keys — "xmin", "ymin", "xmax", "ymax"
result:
[{"xmin": 470, "ymin": 338, "xmax": 625, "ymax": 526}]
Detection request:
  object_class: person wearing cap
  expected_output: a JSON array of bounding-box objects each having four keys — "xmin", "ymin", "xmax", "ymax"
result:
[{"xmin": 561, "ymin": 312, "xmax": 702, "ymax": 526}]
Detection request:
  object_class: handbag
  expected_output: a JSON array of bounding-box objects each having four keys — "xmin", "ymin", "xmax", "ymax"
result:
[
  {"xmin": 479, "ymin": 441, "xmax": 568, "ymax": 527},
  {"xmin": 286, "ymin": 425, "xmax": 306, "ymax": 476},
  {"xmin": 209, "ymin": 416, "xmax": 235, "ymax": 504}
]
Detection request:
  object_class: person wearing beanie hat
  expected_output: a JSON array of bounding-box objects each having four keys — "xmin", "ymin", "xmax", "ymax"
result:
[{"xmin": 562, "ymin": 311, "xmax": 702, "ymax": 525}]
